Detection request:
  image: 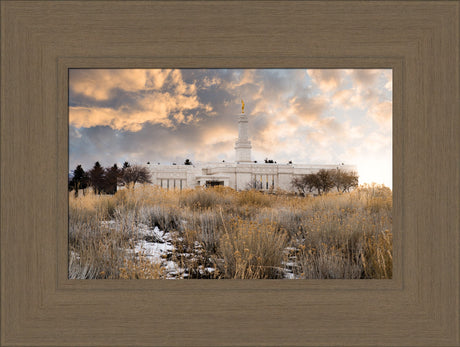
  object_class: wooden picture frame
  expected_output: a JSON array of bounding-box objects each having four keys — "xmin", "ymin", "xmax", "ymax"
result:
[{"xmin": 1, "ymin": 1, "xmax": 458, "ymax": 346}]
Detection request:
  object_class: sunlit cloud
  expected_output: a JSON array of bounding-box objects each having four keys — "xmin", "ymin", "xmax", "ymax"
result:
[
  {"xmin": 69, "ymin": 69, "xmax": 212, "ymax": 131},
  {"xmin": 368, "ymin": 100, "xmax": 392, "ymax": 128},
  {"xmin": 70, "ymin": 69, "xmax": 148, "ymax": 100},
  {"xmin": 307, "ymin": 69, "xmax": 344, "ymax": 92},
  {"xmin": 289, "ymin": 95, "xmax": 328, "ymax": 124}
]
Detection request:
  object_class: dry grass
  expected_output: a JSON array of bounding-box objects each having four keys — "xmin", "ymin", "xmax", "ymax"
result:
[
  {"xmin": 218, "ymin": 218, "xmax": 288, "ymax": 279},
  {"xmin": 69, "ymin": 183, "xmax": 392, "ymax": 279},
  {"xmin": 119, "ymin": 254, "xmax": 165, "ymax": 279}
]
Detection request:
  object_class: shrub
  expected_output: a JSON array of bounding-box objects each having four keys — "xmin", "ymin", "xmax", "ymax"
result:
[
  {"xmin": 69, "ymin": 190, "xmax": 116, "ymax": 221},
  {"xmin": 218, "ymin": 219, "xmax": 288, "ymax": 279},
  {"xmin": 236, "ymin": 190, "xmax": 272, "ymax": 207},
  {"xmin": 361, "ymin": 229, "xmax": 393, "ymax": 279},
  {"xmin": 137, "ymin": 205, "xmax": 182, "ymax": 233},
  {"xmin": 119, "ymin": 255, "xmax": 165, "ymax": 279},
  {"xmin": 180, "ymin": 188, "xmax": 223, "ymax": 210},
  {"xmin": 68, "ymin": 220, "xmax": 129, "ymax": 279},
  {"xmin": 293, "ymin": 242, "xmax": 362, "ymax": 279}
]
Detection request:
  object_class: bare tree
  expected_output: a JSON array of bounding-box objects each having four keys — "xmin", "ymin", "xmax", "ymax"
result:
[
  {"xmin": 315, "ymin": 169, "xmax": 335, "ymax": 195},
  {"xmin": 291, "ymin": 173, "xmax": 320, "ymax": 196},
  {"xmin": 119, "ymin": 164, "xmax": 152, "ymax": 188},
  {"xmin": 334, "ymin": 169, "xmax": 359, "ymax": 192},
  {"xmin": 292, "ymin": 169, "xmax": 348, "ymax": 196},
  {"xmin": 291, "ymin": 176, "xmax": 309, "ymax": 196},
  {"xmin": 304, "ymin": 174, "xmax": 321, "ymax": 194}
]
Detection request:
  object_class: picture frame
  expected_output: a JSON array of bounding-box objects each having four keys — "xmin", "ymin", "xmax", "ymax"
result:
[{"xmin": 1, "ymin": 1, "xmax": 458, "ymax": 346}]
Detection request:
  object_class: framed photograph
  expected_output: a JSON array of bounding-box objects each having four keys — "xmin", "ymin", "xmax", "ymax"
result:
[
  {"xmin": 68, "ymin": 67, "xmax": 392, "ymax": 281},
  {"xmin": 1, "ymin": 1, "xmax": 459, "ymax": 346}
]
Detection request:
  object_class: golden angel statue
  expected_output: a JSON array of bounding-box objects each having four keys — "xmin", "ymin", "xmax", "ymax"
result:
[{"xmin": 241, "ymin": 99, "xmax": 245, "ymax": 113}]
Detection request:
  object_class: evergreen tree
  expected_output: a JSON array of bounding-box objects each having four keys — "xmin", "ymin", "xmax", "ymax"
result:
[
  {"xmin": 69, "ymin": 164, "xmax": 88, "ymax": 196},
  {"xmin": 104, "ymin": 164, "xmax": 121, "ymax": 194},
  {"xmin": 89, "ymin": 161, "xmax": 105, "ymax": 194}
]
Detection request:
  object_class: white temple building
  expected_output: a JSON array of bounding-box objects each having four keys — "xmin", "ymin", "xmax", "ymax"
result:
[{"xmin": 148, "ymin": 105, "xmax": 356, "ymax": 191}]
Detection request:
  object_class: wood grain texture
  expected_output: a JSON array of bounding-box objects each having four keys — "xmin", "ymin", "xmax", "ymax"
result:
[{"xmin": 1, "ymin": 1, "xmax": 459, "ymax": 346}]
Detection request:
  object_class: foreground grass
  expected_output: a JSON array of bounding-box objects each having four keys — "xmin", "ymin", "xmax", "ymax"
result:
[{"xmin": 69, "ymin": 184, "xmax": 392, "ymax": 279}]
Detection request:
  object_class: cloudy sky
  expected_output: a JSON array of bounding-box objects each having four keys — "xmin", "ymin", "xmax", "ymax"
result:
[{"xmin": 69, "ymin": 69, "xmax": 392, "ymax": 187}]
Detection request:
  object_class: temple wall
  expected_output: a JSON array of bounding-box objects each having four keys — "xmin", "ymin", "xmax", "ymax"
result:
[{"xmin": 149, "ymin": 163, "xmax": 357, "ymax": 191}]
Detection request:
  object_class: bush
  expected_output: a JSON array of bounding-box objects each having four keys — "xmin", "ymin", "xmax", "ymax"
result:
[
  {"xmin": 180, "ymin": 188, "xmax": 220, "ymax": 210},
  {"xmin": 236, "ymin": 190, "xmax": 272, "ymax": 207},
  {"xmin": 361, "ymin": 229, "xmax": 393, "ymax": 279},
  {"xmin": 68, "ymin": 219, "xmax": 129, "ymax": 279},
  {"xmin": 137, "ymin": 205, "xmax": 182, "ymax": 233},
  {"xmin": 218, "ymin": 219, "xmax": 288, "ymax": 279},
  {"xmin": 119, "ymin": 255, "xmax": 165, "ymax": 279}
]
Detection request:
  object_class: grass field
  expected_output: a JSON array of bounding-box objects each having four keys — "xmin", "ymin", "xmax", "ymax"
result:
[{"xmin": 69, "ymin": 184, "xmax": 392, "ymax": 279}]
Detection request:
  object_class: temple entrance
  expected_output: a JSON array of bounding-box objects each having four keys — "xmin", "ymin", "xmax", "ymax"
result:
[{"xmin": 205, "ymin": 180, "xmax": 224, "ymax": 188}]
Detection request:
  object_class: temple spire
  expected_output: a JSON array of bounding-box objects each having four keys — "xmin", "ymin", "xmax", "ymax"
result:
[{"xmin": 235, "ymin": 101, "xmax": 252, "ymax": 162}]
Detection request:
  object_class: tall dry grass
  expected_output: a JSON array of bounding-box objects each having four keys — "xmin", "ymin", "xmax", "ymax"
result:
[
  {"xmin": 69, "ymin": 183, "xmax": 392, "ymax": 279},
  {"xmin": 218, "ymin": 218, "xmax": 288, "ymax": 279}
]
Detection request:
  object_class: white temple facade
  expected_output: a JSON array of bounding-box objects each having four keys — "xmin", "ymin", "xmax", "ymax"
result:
[{"xmin": 149, "ymin": 106, "xmax": 356, "ymax": 191}]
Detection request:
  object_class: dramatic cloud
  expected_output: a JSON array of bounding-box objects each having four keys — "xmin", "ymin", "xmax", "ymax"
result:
[
  {"xmin": 289, "ymin": 95, "xmax": 329, "ymax": 124},
  {"xmin": 307, "ymin": 69, "xmax": 344, "ymax": 92},
  {"xmin": 368, "ymin": 100, "xmax": 392, "ymax": 127},
  {"xmin": 70, "ymin": 69, "xmax": 148, "ymax": 100},
  {"xmin": 69, "ymin": 69, "xmax": 210, "ymax": 131},
  {"xmin": 69, "ymin": 69, "xmax": 393, "ymax": 187}
]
